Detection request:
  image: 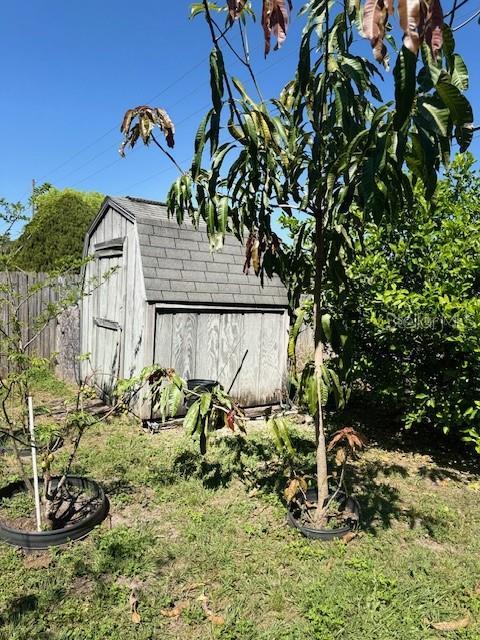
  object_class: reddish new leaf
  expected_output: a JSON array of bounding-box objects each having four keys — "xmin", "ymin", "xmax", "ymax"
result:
[
  {"xmin": 225, "ymin": 409, "xmax": 235, "ymax": 431},
  {"xmin": 398, "ymin": 0, "xmax": 425, "ymax": 56},
  {"xmin": 262, "ymin": 0, "xmax": 293, "ymax": 57},
  {"xmin": 363, "ymin": 0, "xmax": 391, "ymax": 65},
  {"xmin": 327, "ymin": 427, "xmax": 368, "ymax": 452},
  {"xmin": 424, "ymin": 0, "xmax": 443, "ymax": 61}
]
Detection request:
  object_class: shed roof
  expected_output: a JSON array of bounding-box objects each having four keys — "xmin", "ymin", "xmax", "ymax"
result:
[{"xmin": 107, "ymin": 196, "xmax": 288, "ymax": 307}]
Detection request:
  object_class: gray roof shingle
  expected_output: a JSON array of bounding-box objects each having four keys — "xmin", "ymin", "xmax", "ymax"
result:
[{"xmin": 108, "ymin": 196, "xmax": 288, "ymax": 307}]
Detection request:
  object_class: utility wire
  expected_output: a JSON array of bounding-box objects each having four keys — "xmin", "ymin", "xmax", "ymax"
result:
[{"xmin": 453, "ymin": 6, "xmax": 480, "ymax": 29}]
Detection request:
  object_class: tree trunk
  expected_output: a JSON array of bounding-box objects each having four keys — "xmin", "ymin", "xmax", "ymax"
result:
[{"xmin": 314, "ymin": 211, "xmax": 329, "ymax": 515}]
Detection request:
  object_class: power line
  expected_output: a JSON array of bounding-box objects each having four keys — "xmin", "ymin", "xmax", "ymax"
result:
[
  {"xmin": 33, "ymin": 56, "xmax": 212, "ymax": 188},
  {"xmin": 61, "ymin": 51, "xmax": 289, "ymax": 191}
]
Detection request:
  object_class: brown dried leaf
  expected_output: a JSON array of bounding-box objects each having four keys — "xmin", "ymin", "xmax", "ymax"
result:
[
  {"xmin": 243, "ymin": 232, "xmax": 263, "ymax": 275},
  {"xmin": 335, "ymin": 447, "xmax": 347, "ymax": 466},
  {"xmin": 120, "ymin": 108, "xmax": 136, "ymax": 134},
  {"xmin": 251, "ymin": 238, "xmax": 261, "ymax": 275},
  {"xmin": 131, "ymin": 611, "xmax": 141, "ymax": 624},
  {"xmin": 161, "ymin": 601, "xmax": 189, "ymax": 618},
  {"xmin": 284, "ymin": 477, "xmax": 307, "ymax": 503},
  {"xmin": 198, "ymin": 594, "xmax": 225, "ymax": 625},
  {"xmin": 130, "ymin": 590, "xmax": 141, "ymax": 624},
  {"xmin": 430, "ymin": 616, "xmax": 470, "ymax": 631},
  {"xmin": 227, "ymin": 0, "xmax": 246, "ymax": 22},
  {"xmin": 262, "ymin": 0, "xmax": 293, "ymax": 57},
  {"xmin": 155, "ymin": 108, "xmax": 176, "ymax": 148}
]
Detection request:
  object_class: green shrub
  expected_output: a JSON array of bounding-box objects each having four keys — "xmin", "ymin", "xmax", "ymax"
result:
[{"xmin": 340, "ymin": 154, "xmax": 480, "ymax": 448}]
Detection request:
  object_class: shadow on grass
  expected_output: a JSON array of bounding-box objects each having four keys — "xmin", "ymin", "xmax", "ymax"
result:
[
  {"xmin": 0, "ymin": 593, "xmax": 58, "ymax": 635},
  {"xmin": 145, "ymin": 404, "xmax": 475, "ymax": 536},
  {"xmin": 334, "ymin": 399, "xmax": 480, "ymax": 478}
]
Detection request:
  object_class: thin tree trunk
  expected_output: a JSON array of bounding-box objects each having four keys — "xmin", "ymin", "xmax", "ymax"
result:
[{"xmin": 314, "ymin": 211, "xmax": 329, "ymax": 516}]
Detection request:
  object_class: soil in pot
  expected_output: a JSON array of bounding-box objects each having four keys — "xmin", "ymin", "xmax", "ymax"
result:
[
  {"xmin": 288, "ymin": 488, "xmax": 360, "ymax": 541},
  {"xmin": 0, "ymin": 477, "xmax": 105, "ymax": 532}
]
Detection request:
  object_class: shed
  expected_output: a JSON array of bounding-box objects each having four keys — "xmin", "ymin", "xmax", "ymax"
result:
[{"xmin": 81, "ymin": 196, "xmax": 289, "ymax": 418}]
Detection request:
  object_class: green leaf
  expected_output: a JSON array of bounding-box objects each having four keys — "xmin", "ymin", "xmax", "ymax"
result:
[
  {"xmin": 455, "ymin": 124, "xmax": 474, "ymax": 153},
  {"xmin": 199, "ymin": 392, "xmax": 212, "ymax": 417},
  {"xmin": 321, "ymin": 313, "xmax": 332, "ymax": 342},
  {"xmin": 209, "ymin": 48, "xmax": 225, "ymax": 154},
  {"xmin": 393, "ymin": 46, "xmax": 417, "ymax": 130},
  {"xmin": 436, "ymin": 73, "xmax": 473, "ymax": 125},
  {"xmin": 216, "ymin": 196, "xmax": 229, "ymax": 235},
  {"xmin": 191, "ymin": 110, "xmax": 212, "ymax": 180},
  {"xmin": 269, "ymin": 417, "xmax": 296, "ymax": 458},
  {"xmin": 288, "ymin": 307, "xmax": 306, "ymax": 360},
  {"xmin": 298, "ymin": 31, "xmax": 311, "ymax": 92},
  {"xmin": 184, "ymin": 401, "xmax": 201, "ymax": 435},
  {"xmin": 418, "ymin": 96, "xmax": 450, "ymax": 137},
  {"xmin": 451, "ymin": 54, "xmax": 469, "ymax": 91},
  {"xmin": 231, "ymin": 77, "xmax": 255, "ymax": 106}
]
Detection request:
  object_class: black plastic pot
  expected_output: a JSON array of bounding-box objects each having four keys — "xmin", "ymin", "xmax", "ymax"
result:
[
  {"xmin": 287, "ymin": 488, "xmax": 360, "ymax": 541},
  {"xmin": 185, "ymin": 379, "xmax": 218, "ymax": 407},
  {"xmin": 0, "ymin": 476, "xmax": 109, "ymax": 550}
]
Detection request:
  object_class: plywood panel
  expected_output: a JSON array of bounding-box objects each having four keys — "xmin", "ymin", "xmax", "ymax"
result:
[
  {"xmin": 195, "ymin": 313, "xmax": 220, "ymax": 380},
  {"xmin": 171, "ymin": 313, "xmax": 197, "ymax": 380},
  {"xmin": 154, "ymin": 312, "xmax": 173, "ymax": 367},
  {"xmin": 151, "ymin": 309, "xmax": 287, "ymax": 408},
  {"xmin": 258, "ymin": 313, "xmax": 282, "ymax": 404},
  {"xmin": 236, "ymin": 312, "xmax": 262, "ymax": 405},
  {"xmin": 218, "ymin": 313, "xmax": 244, "ymax": 396}
]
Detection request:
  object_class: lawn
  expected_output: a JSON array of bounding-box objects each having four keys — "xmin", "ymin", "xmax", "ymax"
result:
[{"xmin": 0, "ymin": 381, "xmax": 480, "ymax": 639}]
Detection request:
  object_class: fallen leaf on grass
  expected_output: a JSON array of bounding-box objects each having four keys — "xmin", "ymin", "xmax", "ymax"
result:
[
  {"xmin": 131, "ymin": 611, "xmax": 141, "ymax": 624},
  {"xmin": 197, "ymin": 594, "xmax": 225, "ymax": 625},
  {"xmin": 130, "ymin": 590, "xmax": 141, "ymax": 624},
  {"xmin": 430, "ymin": 616, "xmax": 470, "ymax": 631},
  {"xmin": 341, "ymin": 531, "xmax": 357, "ymax": 544},
  {"xmin": 160, "ymin": 601, "xmax": 189, "ymax": 618},
  {"xmin": 475, "ymin": 584, "xmax": 480, "ymax": 594}
]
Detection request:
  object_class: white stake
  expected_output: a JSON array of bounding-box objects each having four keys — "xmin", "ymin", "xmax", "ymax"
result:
[{"xmin": 27, "ymin": 396, "xmax": 42, "ymax": 532}]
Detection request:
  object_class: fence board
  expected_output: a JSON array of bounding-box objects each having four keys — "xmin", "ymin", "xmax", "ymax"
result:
[{"xmin": 0, "ymin": 272, "xmax": 81, "ymax": 379}]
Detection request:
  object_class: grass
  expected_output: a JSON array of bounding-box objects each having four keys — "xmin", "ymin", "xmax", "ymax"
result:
[{"xmin": 0, "ymin": 381, "xmax": 480, "ymax": 639}]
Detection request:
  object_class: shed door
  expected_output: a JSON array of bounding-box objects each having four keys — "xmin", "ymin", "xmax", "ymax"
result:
[
  {"xmin": 93, "ymin": 320, "xmax": 122, "ymax": 401},
  {"xmin": 154, "ymin": 310, "xmax": 287, "ymax": 406}
]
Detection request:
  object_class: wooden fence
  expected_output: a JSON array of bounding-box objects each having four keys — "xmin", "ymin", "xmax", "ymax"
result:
[{"xmin": 0, "ymin": 272, "xmax": 81, "ymax": 381}]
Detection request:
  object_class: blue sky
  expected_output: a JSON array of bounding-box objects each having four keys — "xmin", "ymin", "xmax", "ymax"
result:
[{"xmin": 1, "ymin": 1, "xmax": 478, "ymax": 214}]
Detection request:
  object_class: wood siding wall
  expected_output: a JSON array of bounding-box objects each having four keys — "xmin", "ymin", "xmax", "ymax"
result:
[{"xmin": 154, "ymin": 308, "xmax": 289, "ymax": 407}]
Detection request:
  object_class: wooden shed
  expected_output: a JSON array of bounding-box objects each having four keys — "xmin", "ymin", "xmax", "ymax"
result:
[{"xmin": 81, "ymin": 196, "xmax": 289, "ymax": 417}]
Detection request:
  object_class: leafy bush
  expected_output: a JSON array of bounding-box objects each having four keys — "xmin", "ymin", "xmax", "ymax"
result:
[
  {"xmin": 13, "ymin": 187, "xmax": 103, "ymax": 271},
  {"xmin": 340, "ymin": 154, "xmax": 480, "ymax": 448}
]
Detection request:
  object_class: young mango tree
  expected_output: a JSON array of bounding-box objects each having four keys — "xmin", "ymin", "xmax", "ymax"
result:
[{"xmin": 120, "ymin": 0, "xmax": 474, "ymax": 523}]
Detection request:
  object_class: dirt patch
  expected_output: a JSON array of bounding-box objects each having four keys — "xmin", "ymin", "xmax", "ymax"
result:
[{"xmin": 416, "ymin": 538, "xmax": 456, "ymax": 553}]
